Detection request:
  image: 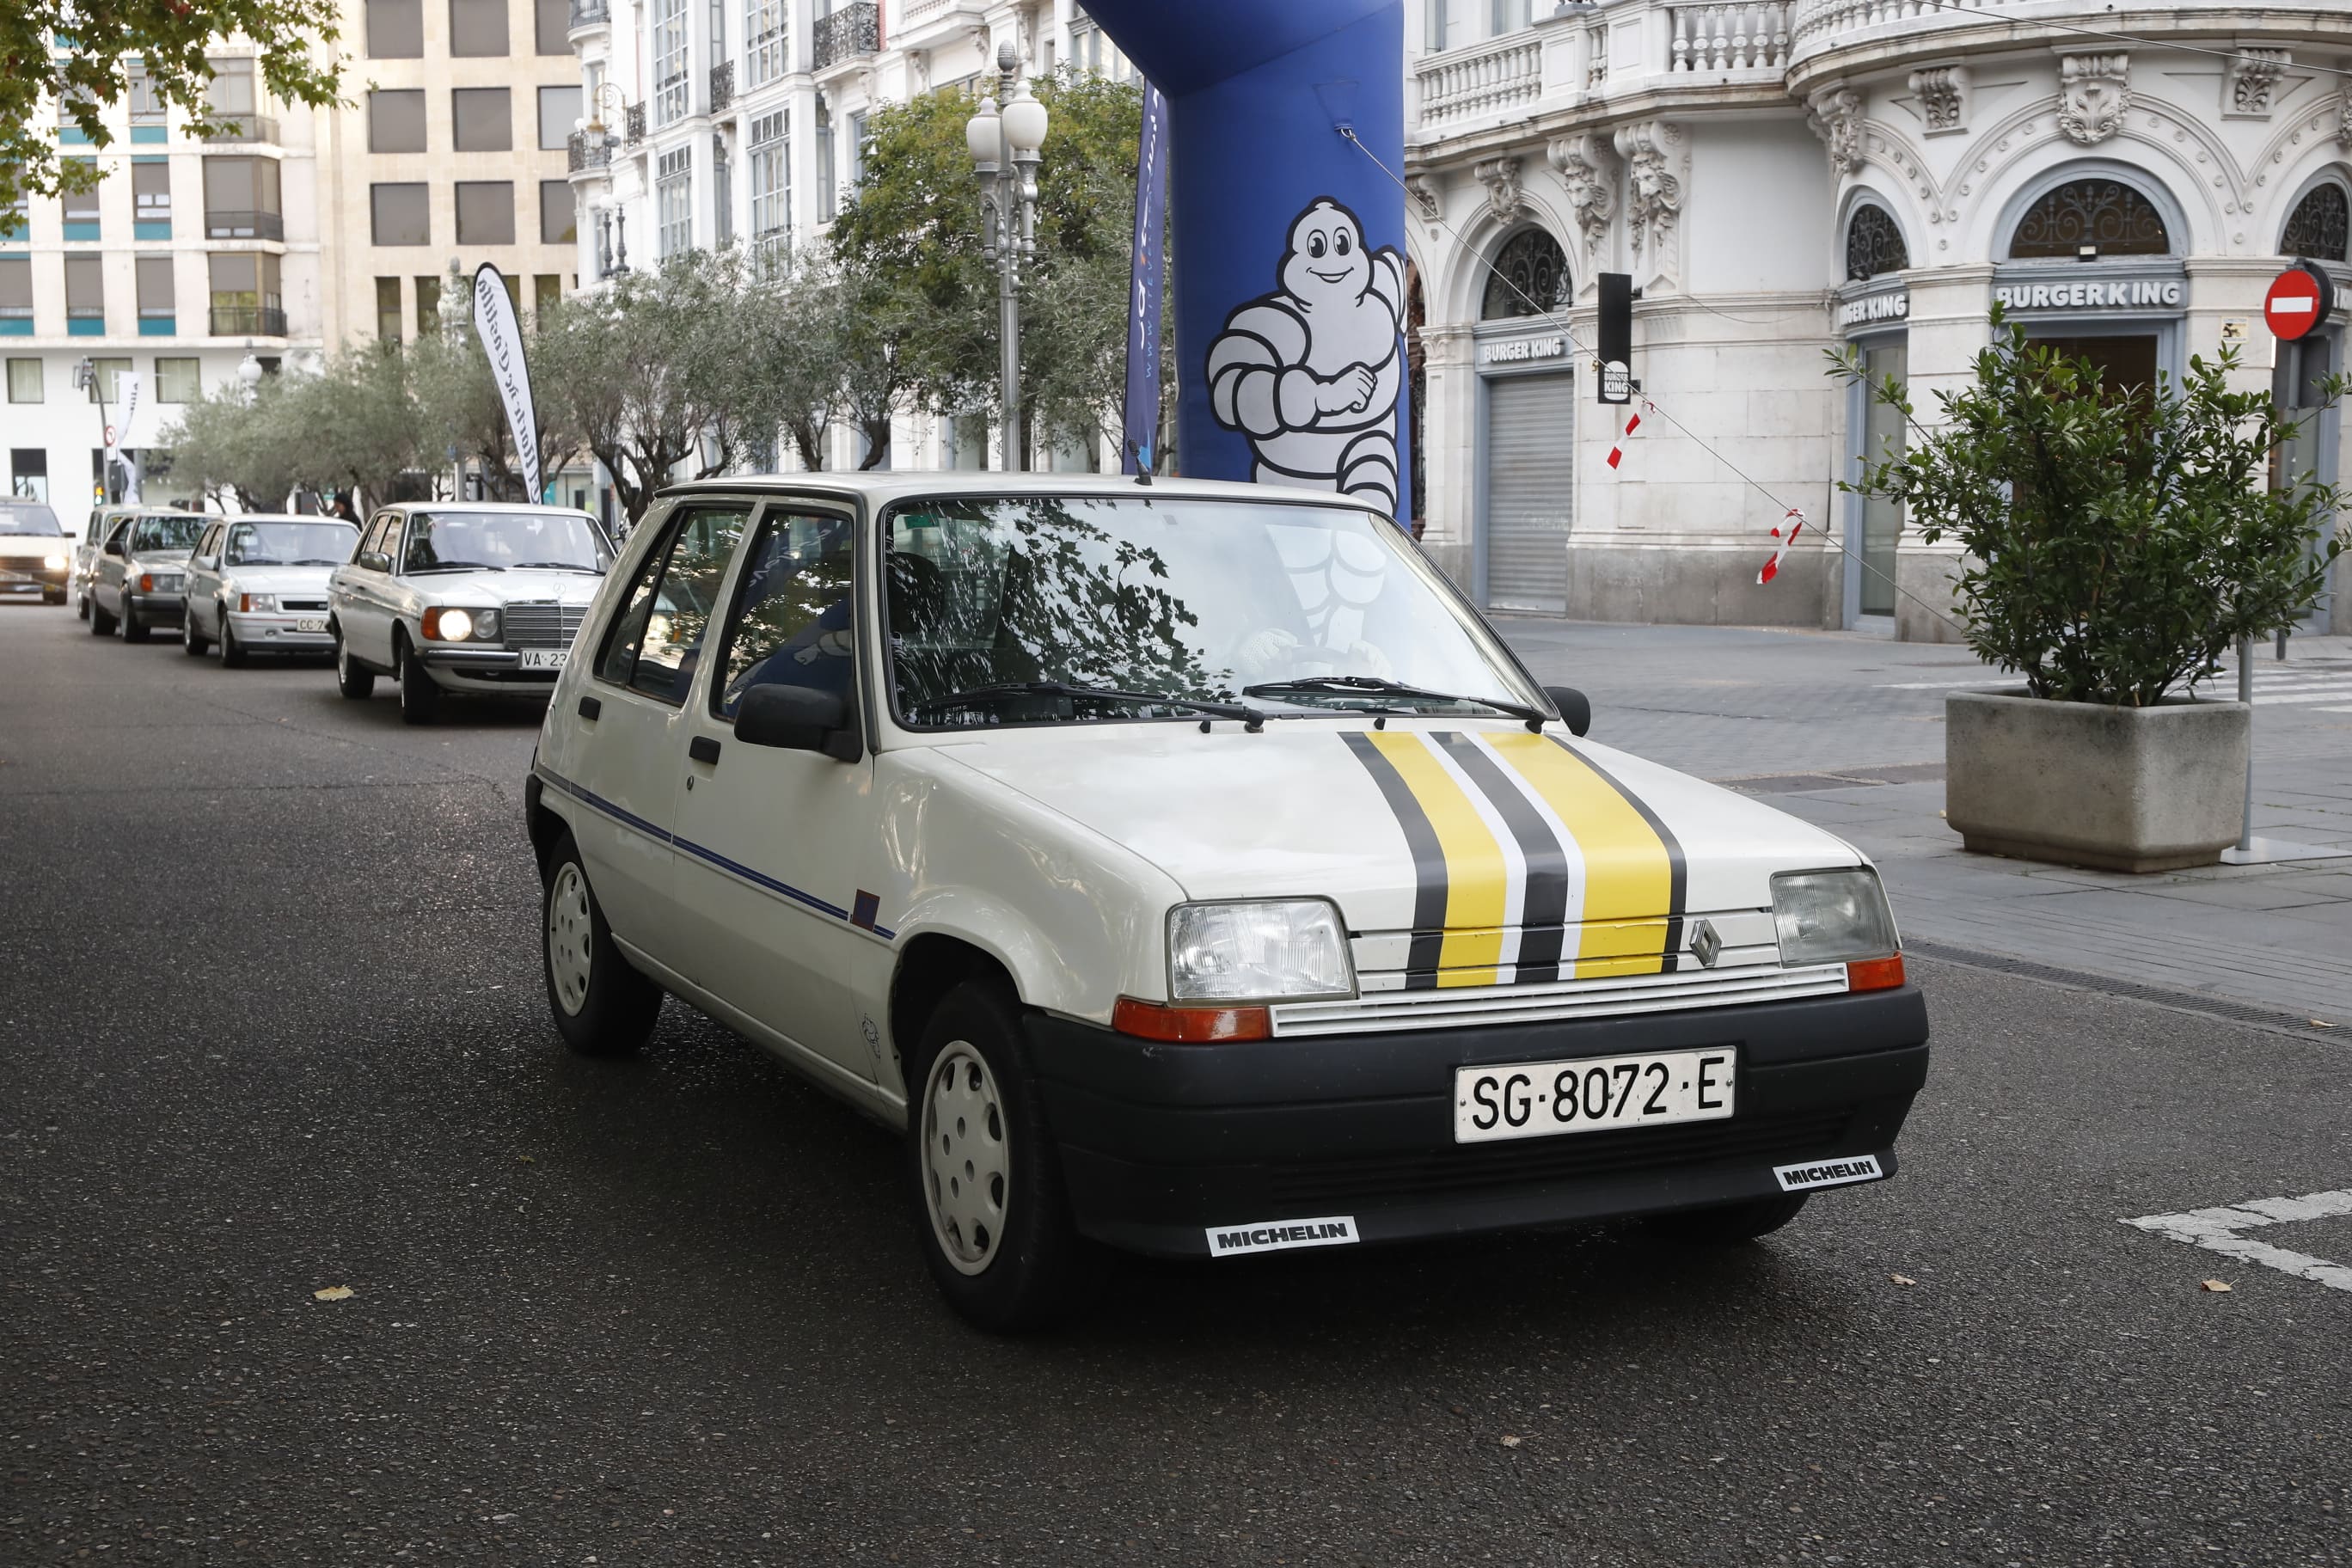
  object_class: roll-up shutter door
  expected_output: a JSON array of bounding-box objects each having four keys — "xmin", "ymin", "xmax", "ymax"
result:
[{"xmin": 1484, "ymin": 371, "xmax": 1576, "ymax": 614}]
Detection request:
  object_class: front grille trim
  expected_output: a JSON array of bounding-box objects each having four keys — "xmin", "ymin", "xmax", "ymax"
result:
[
  {"xmin": 502, "ymin": 601, "xmax": 586, "ymax": 650},
  {"xmin": 1272, "ymin": 963, "xmax": 1851, "ymax": 1037}
]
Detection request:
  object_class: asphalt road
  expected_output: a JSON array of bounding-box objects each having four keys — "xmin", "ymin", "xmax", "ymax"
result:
[{"xmin": 4, "ymin": 601, "xmax": 2349, "ymax": 1566}]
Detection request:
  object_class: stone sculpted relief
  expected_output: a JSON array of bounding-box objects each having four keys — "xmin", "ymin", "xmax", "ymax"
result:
[
  {"xmin": 1808, "ymin": 87, "xmax": 1865, "ymax": 175},
  {"xmin": 2226, "ymin": 48, "xmax": 2290, "ymax": 116},
  {"xmin": 1908, "ymin": 65, "xmax": 1971, "ymax": 135},
  {"xmin": 1614, "ymin": 119, "xmax": 1684, "ymax": 281},
  {"xmin": 1546, "ymin": 132, "xmax": 1620, "ymax": 267},
  {"xmin": 1473, "ymin": 156, "xmax": 1526, "ymax": 229},
  {"xmin": 2057, "ymin": 53, "xmax": 2131, "ymax": 145}
]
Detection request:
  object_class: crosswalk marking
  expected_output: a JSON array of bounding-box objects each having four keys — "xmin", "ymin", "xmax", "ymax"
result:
[{"xmin": 1879, "ymin": 664, "xmax": 2352, "ymax": 708}]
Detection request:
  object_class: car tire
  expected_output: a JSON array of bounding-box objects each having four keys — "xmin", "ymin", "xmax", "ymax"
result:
[
  {"xmin": 333, "ymin": 628, "xmax": 376, "ymax": 700},
  {"xmin": 182, "ymin": 603, "xmax": 210, "ymax": 656},
  {"xmin": 906, "ymin": 982, "xmax": 1104, "ymax": 1332},
  {"xmin": 77, "ymin": 591, "xmax": 89, "ymax": 622},
  {"xmin": 218, "ymin": 609, "xmax": 247, "ymax": 668},
  {"xmin": 121, "ymin": 598, "xmax": 148, "ymax": 643},
  {"xmin": 45, "ymin": 590, "xmax": 65, "ymax": 606},
  {"xmin": 1645, "ymin": 1193, "xmax": 1809, "ymax": 1245},
  {"xmin": 396, "ymin": 635, "xmax": 441, "ymax": 725},
  {"xmin": 89, "ymin": 597, "xmax": 115, "ymax": 636},
  {"xmin": 541, "ymin": 833, "xmax": 662, "ymax": 1057}
]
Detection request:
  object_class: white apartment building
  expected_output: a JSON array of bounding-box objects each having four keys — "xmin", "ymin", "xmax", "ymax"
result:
[
  {"xmin": 1405, "ymin": 0, "xmax": 2351, "ymax": 637},
  {"xmin": 3, "ymin": 51, "xmax": 326, "ymax": 527},
  {"xmin": 563, "ymin": 0, "xmax": 1136, "ymax": 485}
]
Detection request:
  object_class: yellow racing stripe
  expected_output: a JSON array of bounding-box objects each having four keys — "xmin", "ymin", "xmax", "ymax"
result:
[
  {"xmin": 1482, "ymin": 732, "xmax": 1679, "ymax": 977},
  {"xmin": 1363, "ymin": 732, "xmax": 1510, "ymax": 986}
]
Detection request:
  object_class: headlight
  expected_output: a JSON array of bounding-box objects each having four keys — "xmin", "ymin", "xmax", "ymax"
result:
[
  {"xmin": 238, "ymin": 592, "xmax": 278, "ymax": 613},
  {"xmin": 43, "ymin": 553, "xmax": 65, "ymax": 569},
  {"xmin": 423, "ymin": 607, "xmax": 493, "ymax": 641},
  {"xmin": 472, "ymin": 608, "xmax": 500, "ymax": 643},
  {"xmin": 1771, "ymin": 868, "xmax": 1898, "ymax": 965},
  {"xmin": 1168, "ymin": 900, "xmax": 1355, "ymax": 1002}
]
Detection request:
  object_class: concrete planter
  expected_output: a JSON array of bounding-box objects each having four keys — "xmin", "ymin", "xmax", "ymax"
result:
[{"xmin": 1945, "ymin": 689, "xmax": 2250, "ymax": 873}]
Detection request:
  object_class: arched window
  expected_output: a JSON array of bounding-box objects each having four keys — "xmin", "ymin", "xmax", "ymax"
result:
[
  {"xmin": 1481, "ymin": 228, "xmax": 1569, "ymax": 319},
  {"xmin": 2009, "ymin": 178, "xmax": 2171, "ymax": 260},
  {"xmin": 1845, "ymin": 204, "xmax": 1908, "ymax": 281},
  {"xmin": 2281, "ymin": 182, "xmax": 2349, "ymax": 262}
]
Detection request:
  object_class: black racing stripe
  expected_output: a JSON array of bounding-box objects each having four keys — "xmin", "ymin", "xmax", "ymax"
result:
[
  {"xmin": 1434, "ymin": 732, "xmax": 1570, "ymax": 983},
  {"xmin": 1552, "ymin": 738, "xmax": 1689, "ymax": 973},
  {"xmin": 1343, "ymin": 732, "xmax": 1448, "ymax": 989}
]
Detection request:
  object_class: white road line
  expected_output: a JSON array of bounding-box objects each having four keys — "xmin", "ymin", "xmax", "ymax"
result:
[{"xmin": 2122, "ymin": 1189, "xmax": 2352, "ymax": 1292}]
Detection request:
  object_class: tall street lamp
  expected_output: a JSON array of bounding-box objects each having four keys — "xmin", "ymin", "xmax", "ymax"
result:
[{"xmin": 965, "ymin": 41, "xmax": 1048, "ymax": 471}]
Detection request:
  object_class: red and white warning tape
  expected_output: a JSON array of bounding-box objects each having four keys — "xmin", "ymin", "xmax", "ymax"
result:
[
  {"xmin": 1756, "ymin": 509, "xmax": 1805, "ymax": 585},
  {"xmin": 1606, "ymin": 410, "xmax": 1641, "ymax": 469}
]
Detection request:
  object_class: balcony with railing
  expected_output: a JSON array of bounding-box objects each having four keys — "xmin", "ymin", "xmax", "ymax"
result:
[
  {"xmin": 204, "ymin": 209, "xmax": 285, "ymax": 241},
  {"xmin": 210, "ymin": 304, "xmax": 287, "ymax": 336},
  {"xmin": 569, "ymin": 0, "xmax": 609, "ymax": 29},
  {"xmin": 625, "ymin": 101, "xmax": 646, "ymax": 144},
  {"xmin": 1415, "ymin": 0, "xmax": 1796, "ymax": 139},
  {"xmin": 568, "ymin": 128, "xmax": 613, "ymax": 173},
  {"xmin": 199, "ymin": 113, "xmax": 279, "ymax": 144},
  {"xmin": 813, "ymin": 2, "xmax": 880, "ymax": 73},
  {"xmin": 710, "ymin": 61, "xmax": 734, "ymax": 113}
]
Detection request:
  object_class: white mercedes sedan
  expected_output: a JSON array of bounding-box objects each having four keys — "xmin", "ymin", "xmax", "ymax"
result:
[{"xmin": 328, "ymin": 503, "xmax": 615, "ymax": 724}]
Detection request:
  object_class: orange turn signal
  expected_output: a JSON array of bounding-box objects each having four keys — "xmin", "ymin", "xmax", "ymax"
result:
[
  {"xmin": 1847, "ymin": 954, "xmax": 1907, "ymax": 993},
  {"xmin": 1112, "ymin": 997, "xmax": 1271, "ymax": 1044},
  {"xmin": 138, "ymin": 573, "xmax": 155, "ymax": 592}
]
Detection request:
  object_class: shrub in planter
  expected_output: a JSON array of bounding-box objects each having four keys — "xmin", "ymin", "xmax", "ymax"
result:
[{"xmin": 1830, "ymin": 311, "xmax": 2346, "ymax": 869}]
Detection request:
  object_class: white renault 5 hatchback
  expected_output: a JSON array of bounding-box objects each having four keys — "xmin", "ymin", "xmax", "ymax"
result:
[{"xmin": 526, "ymin": 476, "xmax": 1928, "ymax": 1330}]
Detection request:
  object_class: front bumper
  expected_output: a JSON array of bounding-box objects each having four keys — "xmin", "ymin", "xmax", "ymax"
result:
[
  {"xmin": 417, "ymin": 644, "xmax": 566, "ymax": 693},
  {"xmin": 2, "ymin": 562, "xmax": 70, "ymax": 598},
  {"xmin": 1026, "ymin": 986, "xmax": 1931, "ymax": 1258},
  {"xmin": 225, "ymin": 610, "xmax": 334, "ymax": 651}
]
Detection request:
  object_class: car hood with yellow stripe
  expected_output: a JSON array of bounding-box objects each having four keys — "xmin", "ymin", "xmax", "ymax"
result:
[{"xmin": 930, "ymin": 719, "xmax": 1864, "ymax": 987}]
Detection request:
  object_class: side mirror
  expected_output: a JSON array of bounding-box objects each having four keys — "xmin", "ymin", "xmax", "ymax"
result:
[
  {"xmin": 102, "ymin": 537, "xmax": 125, "ymax": 557},
  {"xmin": 1545, "ymin": 685, "xmax": 1592, "ymax": 738},
  {"xmin": 358, "ymin": 551, "xmax": 391, "ymax": 573},
  {"xmin": 734, "ymin": 683, "xmax": 861, "ymax": 762}
]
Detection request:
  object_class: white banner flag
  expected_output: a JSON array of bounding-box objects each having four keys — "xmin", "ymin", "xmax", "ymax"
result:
[
  {"xmin": 107, "ymin": 372, "xmax": 145, "ymax": 501},
  {"xmin": 471, "ymin": 264, "xmax": 543, "ymax": 502}
]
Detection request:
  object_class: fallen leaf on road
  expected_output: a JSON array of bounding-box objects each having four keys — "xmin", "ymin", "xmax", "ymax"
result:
[
  {"xmin": 1499, "ymin": 1435, "xmax": 1522, "ymax": 1449},
  {"xmin": 1890, "ymin": 1274, "xmax": 1916, "ymax": 1286},
  {"xmin": 2311, "ymin": 1020, "xmax": 2335, "ymax": 1029},
  {"xmin": 516, "ymin": 1154, "xmax": 536, "ymax": 1163},
  {"xmin": 2201, "ymin": 1279, "xmax": 2233, "ymax": 1293},
  {"xmin": 313, "ymin": 1285, "xmax": 355, "ymax": 1302}
]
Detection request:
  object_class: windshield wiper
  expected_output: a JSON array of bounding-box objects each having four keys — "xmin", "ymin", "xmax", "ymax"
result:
[
  {"xmin": 508, "ymin": 560, "xmax": 599, "ymax": 573},
  {"xmin": 1244, "ymin": 676, "xmax": 1549, "ymax": 732},
  {"xmin": 407, "ymin": 562, "xmax": 504, "ymax": 573},
  {"xmin": 234, "ymin": 556, "xmax": 286, "ymax": 566},
  {"xmin": 291, "ymin": 558, "xmax": 345, "ymax": 566},
  {"xmin": 910, "ymin": 681, "xmax": 1266, "ymax": 731}
]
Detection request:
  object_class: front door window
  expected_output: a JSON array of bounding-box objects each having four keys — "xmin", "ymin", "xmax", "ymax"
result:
[{"xmin": 1857, "ymin": 339, "xmax": 1906, "ymax": 619}]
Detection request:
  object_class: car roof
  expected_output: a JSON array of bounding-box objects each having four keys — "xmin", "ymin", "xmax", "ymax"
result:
[
  {"xmin": 389, "ymin": 501, "xmax": 594, "ymax": 517},
  {"xmin": 654, "ymin": 472, "xmax": 1368, "ymax": 510},
  {"xmin": 228, "ymin": 513, "xmax": 358, "ymax": 524}
]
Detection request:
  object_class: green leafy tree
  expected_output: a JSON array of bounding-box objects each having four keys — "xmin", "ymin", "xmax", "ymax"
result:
[
  {"xmin": 1833, "ymin": 309, "xmax": 2347, "ymax": 706},
  {"xmin": 3, "ymin": 0, "xmax": 343, "ymax": 210}
]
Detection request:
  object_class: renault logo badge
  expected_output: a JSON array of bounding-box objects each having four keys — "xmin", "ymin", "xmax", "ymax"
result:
[{"xmin": 1689, "ymin": 918, "xmax": 1723, "ymax": 969}]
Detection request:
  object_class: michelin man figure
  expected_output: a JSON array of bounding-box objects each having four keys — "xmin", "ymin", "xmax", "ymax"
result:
[{"xmin": 1207, "ymin": 197, "xmax": 1406, "ymax": 516}]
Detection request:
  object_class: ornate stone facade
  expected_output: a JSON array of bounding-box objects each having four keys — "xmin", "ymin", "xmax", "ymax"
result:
[
  {"xmin": 2056, "ymin": 52, "xmax": 2131, "ymax": 145},
  {"xmin": 1545, "ymin": 131, "xmax": 1619, "ymax": 266},
  {"xmin": 1473, "ymin": 155, "xmax": 1527, "ymax": 229},
  {"xmin": 1908, "ymin": 64, "xmax": 1969, "ymax": 135},
  {"xmin": 1807, "ymin": 86, "xmax": 1864, "ymax": 175},
  {"xmin": 1613, "ymin": 119, "xmax": 1684, "ymax": 281}
]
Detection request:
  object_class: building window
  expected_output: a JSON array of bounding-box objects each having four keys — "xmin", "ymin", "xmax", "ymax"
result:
[
  {"xmin": 657, "ymin": 147, "xmax": 692, "ymax": 256},
  {"xmin": 744, "ymin": 0, "xmax": 785, "ymax": 86},
  {"xmin": 208, "ymin": 252, "xmax": 282, "ymax": 335},
  {"xmin": 2281, "ymin": 183, "xmax": 2349, "ymax": 264},
  {"xmin": 136, "ymin": 255, "xmax": 175, "ymax": 334},
  {"xmin": 713, "ymin": 134, "xmax": 733, "ymax": 246},
  {"xmin": 205, "ymin": 57, "xmax": 260, "ymax": 134},
  {"xmin": 0, "ymin": 187, "xmax": 25, "ymax": 242},
  {"xmin": 372, "ymin": 182, "xmax": 431, "ymax": 246},
  {"xmin": 847, "ymin": 109, "xmax": 867, "ymax": 193},
  {"xmin": 63, "ymin": 162, "xmax": 101, "ymax": 240},
  {"xmin": 10, "ymin": 447, "xmax": 47, "ymax": 500},
  {"xmin": 816, "ymin": 100, "xmax": 834, "ymax": 218},
  {"xmin": 652, "ymin": 0, "xmax": 689, "ymax": 126},
  {"xmin": 65, "ymin": 254, "xmax": 104, "ymax": 334},
  {"xmin": 1489, "ymin": 0, "xmax": 1530, "ymax": 36},
  {"xmin": 450, "ymin": 0, "xmax": 509, "ymax": 56},
  {"xmin": 1480, "ymin": 227, "xmax": 1567, "ymax": 319},
  {"xmin": 203, "ymin": 156, "xmax": 283, "ymax": 239},
  {"xmin": 7, "ymin": 358, "xmax": 40, "ymax": 401},
  {"xmin": 456, "ymin": 181, "xmax": 517, "ymax": 245},
  {"xmin": 535, "ymin": 273, "xmax": 562, "ymax": 315},
  {"xmin": 127, "ymin": 66, "xmax": 168, "ymax": 136},
  {"xmin": 132, "ymin": 158, "xmax": 172, "ymax": 236},
  {"xmin": 0, "ymin": 256, "xmax": 30, "ymax": 334},
  {"xmin": 84, "ymin": 357, "xmax": 132, "ymax": 403},
  {"xmin": 2009, "ymin": 179, "xmax": 2170, "ymax": 260},
  {"xmin": 749, "ymin": 109, "xmax": 789, "ymax": 264},
  {"xmin": 415, "ymin": 273, "xmax": 443, "ymax": 335},
  {"xmin": 540, "ymin": 180, "xmax": 576, "ymax": 244},
  {"xmin": 536, "ymin": 0, "xmax": 570, "ymax": 53},
  {"xmin": 452, "ymin": 88, "xmax": 513, "ymax": 152},
  {"xmin": 1845, "ymin": 204, "xmax": 1908, "ymax": 281},
  {"xmin": 370, "ymin": 89, "xmax": 426, "ymax": 152},
  {"xmin": 368, "ymin": 0, "xmax": 424, "ymax": 57},
  {"xmin": 538, "ymin": 85, "xmax": 582, "ymax": 151},
  {"xmin": 58, "ymin": 83, "xmax": 101, "ymax": 144},
  {"xmin": 377, "ymin": 277, "xmax": 403, "ymax": 343},
  {"xmin": 154, "ymin": 356, "xmax": 199, "ymax": 403}
]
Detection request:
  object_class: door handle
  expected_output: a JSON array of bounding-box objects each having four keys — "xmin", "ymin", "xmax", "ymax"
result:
[
  {"xmin": 688, "ymin": 735, "xmax": 722, "ymax": 766},
  {"xmin": 578, "ymin": 695, "xmax": 602, "ymax": 721}
]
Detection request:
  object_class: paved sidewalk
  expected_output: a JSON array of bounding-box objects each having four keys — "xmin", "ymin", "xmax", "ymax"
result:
[{"xmin": 1495, "ymin": 620, "xmax": 2352, "ymax": 1025}]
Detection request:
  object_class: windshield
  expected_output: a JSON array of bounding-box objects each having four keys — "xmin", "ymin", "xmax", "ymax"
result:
[
  {"xmin": 402, "ymin": 510, "xmax": 609, "ymax": 573},
  {"xmin": 884, "ymin": 494, "xmax": 1543, "ymax": 728},
  {"xmin": 129, "ymin": 515, "xmax": 208, "ymax": 554},
  {"xmin": 0, "ymin": 505, "xmax": 61, "ymax": 536},
  {"xmin": 225, "ymin": 520, "xmax": 358, "ymax": 567}
]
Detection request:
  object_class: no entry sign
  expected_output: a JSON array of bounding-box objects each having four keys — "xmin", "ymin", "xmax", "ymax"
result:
[{"xmin": 2264, "ymin": 264, "xmax": 2336, "ymax": 341}]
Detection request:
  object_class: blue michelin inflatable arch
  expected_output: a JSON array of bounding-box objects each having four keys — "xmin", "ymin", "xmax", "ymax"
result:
[{"xmin": 1080, "ymin": 1, "xmax": 1409, "ymax": 521}]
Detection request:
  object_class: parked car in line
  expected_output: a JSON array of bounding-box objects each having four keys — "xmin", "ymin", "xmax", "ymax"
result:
[
  {"xmin": 0, "ymin": 498, "xmax": 71, "ymax": 605},
  {"xmin": 524, "ymin": 475, "xmax": 1931, "ymax": 1331},
  {"xmin": 181, "ymin": 515, "xmax": 361, "ymax": 665},
  {"xmin": 89, "ymin": 510, "xmax": 210, "ymax": 641},
  {"xmin": 328, "ymin": 503, "xmax": 615, "ymax": 724}
]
